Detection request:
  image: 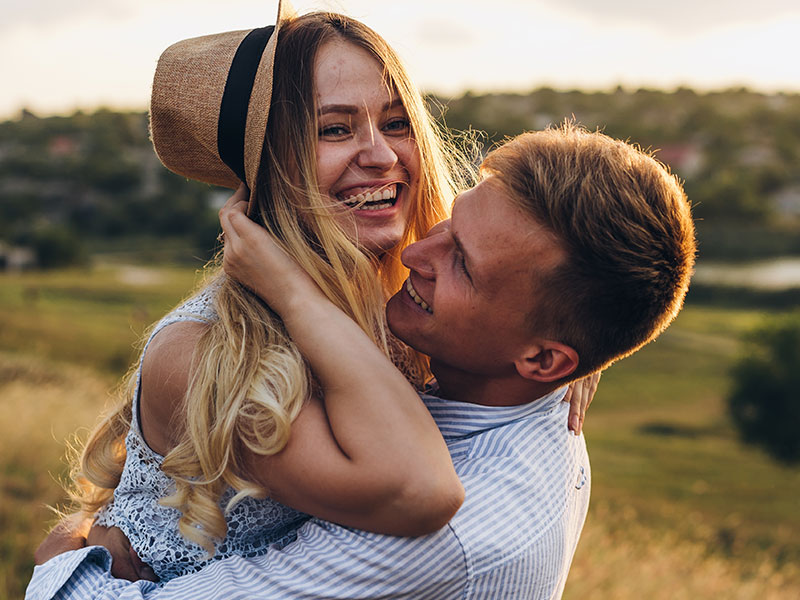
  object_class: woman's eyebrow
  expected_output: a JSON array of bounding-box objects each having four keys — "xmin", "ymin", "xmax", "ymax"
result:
[
  {"xmin": 384, "ymin": 97, "xmax": 403, "ymax": 111},
  {"xmin": 318, "ymin": 97, "xmax": 403, "ymax": 116},
  {"xmin": 318, "ymin": 104, "xmax": 359, "ymax": 116}
]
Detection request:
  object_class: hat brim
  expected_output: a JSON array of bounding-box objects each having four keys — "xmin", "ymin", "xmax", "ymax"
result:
[{"xmin": 150, "ymin": 0, "xmax": 296, "ymax": 215}]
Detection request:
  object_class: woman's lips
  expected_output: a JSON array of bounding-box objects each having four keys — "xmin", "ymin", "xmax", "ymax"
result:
[{"xmin": 337, "ymin": 183, "xmax": 400, "ymax": 211}]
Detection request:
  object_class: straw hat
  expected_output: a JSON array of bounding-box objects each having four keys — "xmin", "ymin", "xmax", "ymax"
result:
[{"xmin": 150, "ymin": 0, "xmax": 296, "ymax": 212}]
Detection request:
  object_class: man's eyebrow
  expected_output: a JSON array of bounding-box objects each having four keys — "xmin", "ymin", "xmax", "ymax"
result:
[{"xmin": 317, "ymin": 97, "xmax": 404, "ymax": 116}]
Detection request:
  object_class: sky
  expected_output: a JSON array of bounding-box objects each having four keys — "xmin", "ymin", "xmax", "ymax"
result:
[{"xmin": 2, "ymin": 0, "xmax": 799, "ymax": 118}]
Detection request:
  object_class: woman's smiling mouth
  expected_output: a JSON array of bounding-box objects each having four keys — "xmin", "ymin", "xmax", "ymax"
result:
[{"xmin": 339, "ymin": 183, "xmax": 399, "ymax": 211}]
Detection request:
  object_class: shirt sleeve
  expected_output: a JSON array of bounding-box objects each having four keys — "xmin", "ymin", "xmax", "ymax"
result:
[
  {"xmin": 25, "ymin": 546, "xmax": 159, "ymax": 600},
  {"xmin": 26, "ymin": 519, "xmax": 468, "ymax": 600}
]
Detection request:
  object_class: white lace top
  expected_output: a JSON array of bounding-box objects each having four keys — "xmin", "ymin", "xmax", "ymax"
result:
[{"xmin": 94, "ymin": 284, "xmax": 309, "ymax": 582}]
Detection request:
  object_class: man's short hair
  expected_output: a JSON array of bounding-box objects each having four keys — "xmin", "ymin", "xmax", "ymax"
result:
[{"xmin": 481, "ymin": 123, "xmax": 696, "ymax": 380}]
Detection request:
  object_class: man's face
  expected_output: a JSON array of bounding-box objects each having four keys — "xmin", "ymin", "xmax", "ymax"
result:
[{"xmin": 386, "ymin": 177, "xmax": 567, "ymax": 377}]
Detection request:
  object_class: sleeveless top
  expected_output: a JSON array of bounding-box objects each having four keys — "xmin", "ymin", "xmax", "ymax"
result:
[{"xmin": 94, "ymin": 284, "xmax": 310, "ymax": 582}]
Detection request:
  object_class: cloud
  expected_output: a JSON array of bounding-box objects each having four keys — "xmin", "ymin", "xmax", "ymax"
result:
[
  {"xmin": 1, "ymin": 0, "xmax": 135, "ymax": 31},
  {"xmin": 415, "ymin": 19, "xmax": 477, "ymax": 46},
  {"xmin": 537, "ymin": 0, "xmax": 800, "ymax": 33},
  {"xmin": 2, "ymin": 0, "xmax": 798, "ymax": 118}
]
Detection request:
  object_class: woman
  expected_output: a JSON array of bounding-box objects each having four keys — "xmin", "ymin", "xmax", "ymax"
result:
[
  {"xmin": 57, "ymin": 7, "xmax": 596, "ymax": 583},
  {"xmin": 66, "ymin": 8, "xmax": 473, "ymax": 583}
]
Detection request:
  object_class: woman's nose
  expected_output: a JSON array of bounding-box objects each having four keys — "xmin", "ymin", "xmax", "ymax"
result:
[{"xmin": 356, "ymin": 129, "xmax": 399, "ymax": 171}]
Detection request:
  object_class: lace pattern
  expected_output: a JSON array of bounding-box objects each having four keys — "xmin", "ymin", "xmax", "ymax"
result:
[{"xmin": 95, "ymin": 282, "xmax": 309, "ymax": 582}]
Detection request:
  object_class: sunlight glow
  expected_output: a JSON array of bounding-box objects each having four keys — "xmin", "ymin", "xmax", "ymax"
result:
[{"xmin": 2, "ymin": 0, "xmax": 798, "ymax": 118}]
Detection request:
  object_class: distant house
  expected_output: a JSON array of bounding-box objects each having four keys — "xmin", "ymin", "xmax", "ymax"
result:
[
  {"xmin": 0, "ymin": 242, "xmax": 36, "ymax": 271},
  {"xmin": 655, "ymin": 144, "xmax": 704, "ymax": 178},
  {"xmin": 773, "ymin": 186, "xmax": 800, "ymax": 219},
  {"xmin": 738, "ymin": 144, "xmax": 778, "ymax": 168},
  {"xmin": 47, "ymin": 136, "xmax": 79, "ymax": 158}
]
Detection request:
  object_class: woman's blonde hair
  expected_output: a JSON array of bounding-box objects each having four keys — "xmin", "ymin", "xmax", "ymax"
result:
[{"xmin": 69, "ymin": 12, "xmax": 477, "ymax": 553}]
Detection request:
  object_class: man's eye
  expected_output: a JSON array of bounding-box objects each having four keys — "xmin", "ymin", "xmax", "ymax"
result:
[{"xmin": 457, "ymin": 252, "xmax": 471, "ymax": 282}]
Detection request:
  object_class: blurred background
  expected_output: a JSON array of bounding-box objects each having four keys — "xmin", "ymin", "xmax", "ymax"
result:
[{"xmin": 1, "ymin": 1, "xmax": 799, "ymax": 598}]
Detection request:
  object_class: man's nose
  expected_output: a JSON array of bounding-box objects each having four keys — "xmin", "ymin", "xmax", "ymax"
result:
[{"xmin": 401, "ymin": 231, "xmax": 443, "ymax": 279}]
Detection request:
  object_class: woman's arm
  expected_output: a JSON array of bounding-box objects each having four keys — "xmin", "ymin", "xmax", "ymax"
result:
[
  {"xmin": 140, "ymin": 317, "xmax": 462, "ymax": 537},
  {"xmin": 216, "ymin": 185, "xmax": 463, "ymax": 535},
  {"xmin": 139, "ymin": 278, "xmax": 461, "ymax": 538}
]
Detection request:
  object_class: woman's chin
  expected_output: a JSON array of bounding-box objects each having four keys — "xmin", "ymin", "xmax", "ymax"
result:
[
  {"xmin": 357, "ymin": 230, "xmax": 405, "ymax": 257},
  {"xmin": 341, "ymin": 200, "xmax": 410, "ymax": 256}
]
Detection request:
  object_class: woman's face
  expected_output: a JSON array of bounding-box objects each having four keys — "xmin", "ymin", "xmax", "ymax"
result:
[{"xmin": 314, "ymin": 39, "xmax": 420, "ymax": 256}]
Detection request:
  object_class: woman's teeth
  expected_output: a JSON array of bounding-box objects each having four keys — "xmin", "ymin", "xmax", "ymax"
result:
[
  {"xmin": 341, "ymin": 186, "xmax": 397, "ymax": 211},
  {"xmin": 406, "ymin": 279, "xmax": 432, "ymax": 313}
]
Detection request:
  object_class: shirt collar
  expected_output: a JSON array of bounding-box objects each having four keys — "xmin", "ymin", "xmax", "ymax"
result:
[{"xmin": 420, "ymin": 384, "xmax": 568, "ymax": 440}]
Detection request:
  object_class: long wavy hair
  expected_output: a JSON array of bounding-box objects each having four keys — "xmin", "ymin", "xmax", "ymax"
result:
[{"xmin": 68, "ymin": 12, "xmax": 477, "ymax": 553}]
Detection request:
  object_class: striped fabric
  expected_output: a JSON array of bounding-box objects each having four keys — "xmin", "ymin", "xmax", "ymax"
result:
[{"xmin": 27, "ymin": 387, "xmax": 590, "ymax": 600}]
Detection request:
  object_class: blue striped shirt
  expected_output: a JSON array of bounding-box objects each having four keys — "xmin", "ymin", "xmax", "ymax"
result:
[{"xmin": 26, "ymin": 387, "xmax": 590, "ymax": 600}]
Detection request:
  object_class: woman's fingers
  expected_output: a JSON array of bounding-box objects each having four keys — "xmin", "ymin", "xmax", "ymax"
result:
[
  {"xmin": 567, "ymin": 371, "xmax": 602, "ymax": 435},
  {"xmin": 218, "ymin": 184, "xmax": 301, "ymax": 306},
  {"xmin": 567, "ymin": 389, "xmax": 580, "ymax": 434},
  {"xmin": 223, "ymin": 182, "xmax": 249, "ymax": 210},
  {"xmin": 219, "ymin": 183, "xmax": 249, "ymax": 242},
  {"xmin": 583, "ymin": 371, "xmax": 601, "ymax": 414}
]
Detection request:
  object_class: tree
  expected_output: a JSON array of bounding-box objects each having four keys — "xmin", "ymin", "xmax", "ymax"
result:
[
  {"xmin": 728, "ymin": 313, "xmax": 800, "ymax": 463},
  {"xmin": 31, "ymin": 225, "xmax": 87, "ymax": 269}
]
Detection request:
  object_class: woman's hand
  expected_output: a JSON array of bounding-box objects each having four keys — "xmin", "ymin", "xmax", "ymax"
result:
[
  {"xmin": 219, "ymin": 184, "xmax": 322, "ymax": 316},
  {"xmin": 564, "ymin": 371, "xmax": 601, "ymax": 435}
]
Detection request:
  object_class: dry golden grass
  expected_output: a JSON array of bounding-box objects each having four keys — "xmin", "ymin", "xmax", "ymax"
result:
[
  {"xmin": 1, "ymin": 352, "xmax": 116, "ymax": 600},
  {"xmin": 566, "ymin": 506, "xmax": 800, "ymax": 599}
]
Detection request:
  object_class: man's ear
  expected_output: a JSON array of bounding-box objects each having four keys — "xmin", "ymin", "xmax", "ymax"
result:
[{"xmin": 514, "ymin": 340, "xmax": 579, "ymax": 383}]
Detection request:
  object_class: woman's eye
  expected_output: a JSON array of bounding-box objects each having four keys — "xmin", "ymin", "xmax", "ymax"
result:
[
  {"xmin": 319, "ymin": 125, "xmax": 350, "ymax": 138},
  {"xmin": 384, "ymin": 118, "xmax": 410, "ymax": 134}
]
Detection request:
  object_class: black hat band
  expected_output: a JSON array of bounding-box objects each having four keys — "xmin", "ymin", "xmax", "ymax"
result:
[{"xmin": 217, "ymin": 25, "xmax": 275, "ymax": 183}]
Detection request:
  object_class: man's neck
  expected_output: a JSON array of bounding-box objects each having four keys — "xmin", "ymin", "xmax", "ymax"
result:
[{"xmin": 431, "ymin": 360, "xmax": 559, "ymax": 407}]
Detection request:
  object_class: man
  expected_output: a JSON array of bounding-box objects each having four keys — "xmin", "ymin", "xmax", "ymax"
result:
[{"xmin": 27, "ymin": 125, "xmax": 695, "ymax": 599}]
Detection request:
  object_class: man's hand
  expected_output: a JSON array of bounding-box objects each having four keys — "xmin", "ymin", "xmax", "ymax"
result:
[
  {"xmin": 34, "ymin": 518, "xmax": 89, "ymax": 565},
  {"xmin": 87, "ymin": 525, "xmax": 158, "ymax": 582},
  {"xmin": 35, "ymin": 520, "xmax": 158, "ymax": 582},
  {"xmin": 564, "ymin": 371, "xmax": 601, "ymax": 435}
]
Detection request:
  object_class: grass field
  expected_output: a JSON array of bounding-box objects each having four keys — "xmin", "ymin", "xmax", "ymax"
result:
[{"xmin": 1, "ymin": 264, "xmax": 798, "ymax": 599}]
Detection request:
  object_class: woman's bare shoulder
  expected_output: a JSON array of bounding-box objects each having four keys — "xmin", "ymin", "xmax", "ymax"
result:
[{"xmin": 139, "ymin": 321, "xmax": 209, "ymax": 453}]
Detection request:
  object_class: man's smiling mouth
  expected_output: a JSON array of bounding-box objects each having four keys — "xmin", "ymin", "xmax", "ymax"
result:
[
  {"xmin": 406, "ymin": 278, "xmax": 432, "ymax": 313},
  {"xmin": 339, "ymin": 184, "xmax": 398, "ymax": 211}
]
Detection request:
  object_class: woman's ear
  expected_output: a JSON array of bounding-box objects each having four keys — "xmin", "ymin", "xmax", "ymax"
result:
[{"xmin": 514, "ymin": 341, "xmax": 579, "ymax": 383}]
